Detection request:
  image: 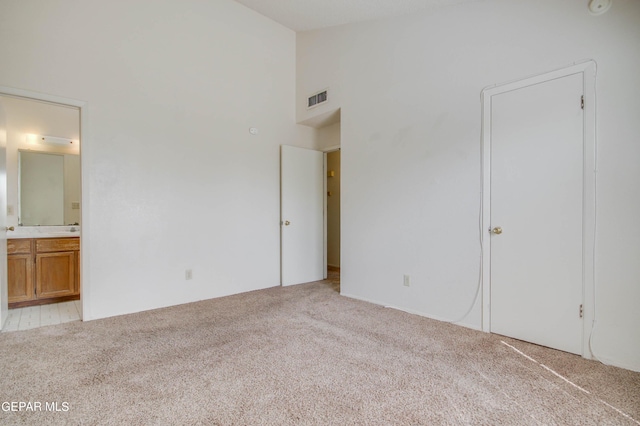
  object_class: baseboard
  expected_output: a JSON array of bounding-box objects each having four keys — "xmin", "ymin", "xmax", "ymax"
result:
[{"xmin": 339, "ymin": 292, "xmax": 482, "ymax": 332}]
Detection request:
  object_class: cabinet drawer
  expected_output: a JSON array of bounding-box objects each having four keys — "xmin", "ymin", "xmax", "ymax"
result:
[
  {"xmin": 36, "ymin": 238, "xmax": 80, "ymax": 253},
  {"xmin": 8, "ymin": 239, "xmax": 32, "ymax": 255}
]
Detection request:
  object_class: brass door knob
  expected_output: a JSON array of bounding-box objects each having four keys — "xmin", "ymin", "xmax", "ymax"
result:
[
  {"xmin": 491, "ymin": 227, "xmax": 502, "ymax": 235},
  {"xmin": 284, "ymin": 221, "xmax": 290, "ymax": 226},
  {"xmin": 5, "ymin": 226, "xmax": 14, "ymax": 231}
]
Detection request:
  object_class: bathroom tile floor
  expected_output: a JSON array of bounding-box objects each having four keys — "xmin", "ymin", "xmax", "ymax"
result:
[{"xmin": 2, "ymin": 300, "xmax": 81, "ymax": 332}]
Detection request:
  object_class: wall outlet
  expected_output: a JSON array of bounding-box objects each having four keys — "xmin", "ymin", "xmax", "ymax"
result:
[
  {"xmin": 185, "ymin": 269, "xmax": 193, "ymax": 280},
  {"xmin": 403, "ymin": 274, "xmax": 411, "ymax": 287}
]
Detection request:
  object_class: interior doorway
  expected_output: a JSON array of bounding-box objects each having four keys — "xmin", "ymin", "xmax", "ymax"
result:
[
  {"xmin": 325, "ymin": 148, "xmax": 340, "ymax": 270},
  {"xmin": 324, "ymin": 147, "xmax": 341, "ymax": 293},
  {"xmin": 283, "ymin": 111, "xmax": 341, "ymax": 290},
  {"xmin": 0, "ymin": 88, "xmax": 86, "ymax": 331}
]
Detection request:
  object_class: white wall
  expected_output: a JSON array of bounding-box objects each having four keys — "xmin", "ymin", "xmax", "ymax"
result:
[
  {"xmin": 0, "ymin": 0, "xmax": 310, "ymax": 320},
  {"xmin": 297, "ymin": 0, "xmax": 640, "ymax": 371},
  {"xmin": 316, "ymin": 121, "xmax": 341, "ymax": 151}
]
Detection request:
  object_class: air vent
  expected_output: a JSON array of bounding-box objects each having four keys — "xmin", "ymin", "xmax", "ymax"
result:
[{"xmin": 307, "ymin": 89, "xmax": 328, "ymax": 109}]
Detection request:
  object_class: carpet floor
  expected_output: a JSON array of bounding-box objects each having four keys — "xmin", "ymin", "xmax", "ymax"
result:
[{"xmin": 1, "ymin": 272, "xmax": 639, "ymax": 425}]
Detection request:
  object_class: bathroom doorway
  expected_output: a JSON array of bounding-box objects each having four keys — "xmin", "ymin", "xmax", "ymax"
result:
[{"xmin": 0, "ymin": 89, "xmax": 85, "ymax": 331}]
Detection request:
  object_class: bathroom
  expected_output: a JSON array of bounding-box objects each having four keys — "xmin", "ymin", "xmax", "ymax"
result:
[{"xmin": 0, "ymin": 94, "xmax": 81, "ymax": 330}]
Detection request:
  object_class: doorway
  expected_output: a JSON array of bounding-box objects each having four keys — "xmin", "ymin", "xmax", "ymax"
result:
[
  {"xmin": 325, "ymin": 148, "xmax": 340, "ymax": 269},
  {"xmin": 481, "ymin": 62, "xmax": 596, "ymax": 357},
  {"xmin": 0, "ymin": 87, "xmax": 87, "ymax": 331},
  {"xmin": 317, "ymin": 116, "xmax": 342, "ymax": 289},
  {"xmin": 325, "ymin": 147, "xmax": 340, "ymax": 292}
]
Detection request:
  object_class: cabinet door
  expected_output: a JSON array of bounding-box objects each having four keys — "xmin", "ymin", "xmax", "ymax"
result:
[
  {"xmin": 36, "ymin": 251, "xmax": 75, "ymax": 299},
  {"xmin": 8, "ymin": 254, "xmax": 35, "ymax": 303}
]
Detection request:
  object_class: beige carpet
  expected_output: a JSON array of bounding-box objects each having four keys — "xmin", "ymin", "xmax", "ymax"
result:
[{"xmin": 1, "ymin": 272, "xmax": 639, "ymax": 425}]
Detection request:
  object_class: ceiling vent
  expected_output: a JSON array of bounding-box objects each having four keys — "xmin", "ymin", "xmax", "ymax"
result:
[{"xmin": 307, "ymin": 89, "xmax": 328, "ymax": 109}]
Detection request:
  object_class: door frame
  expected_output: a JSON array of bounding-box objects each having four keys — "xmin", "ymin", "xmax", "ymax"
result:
[
  {"xmin": 480, "ymin": 61, "xmax": 597, "ymax": 358},
  {"xmin": 0, "ymin": 86, "xmax": 90, "ymax": 321}
]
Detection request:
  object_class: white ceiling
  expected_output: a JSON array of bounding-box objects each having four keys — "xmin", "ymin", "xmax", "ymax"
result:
[{"xmin": 233, "ymin": 0, "xmax": 482, "ymax": 32}]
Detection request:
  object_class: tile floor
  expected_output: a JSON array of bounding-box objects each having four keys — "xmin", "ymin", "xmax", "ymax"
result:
[{"xmin": 2, "ymin": 300, "xmax": 81, "ymax": 332}]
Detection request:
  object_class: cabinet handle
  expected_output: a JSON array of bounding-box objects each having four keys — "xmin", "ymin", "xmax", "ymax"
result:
[{"xmin": 5, "ymin": 226, "xmax": 14, "ymax": 231}]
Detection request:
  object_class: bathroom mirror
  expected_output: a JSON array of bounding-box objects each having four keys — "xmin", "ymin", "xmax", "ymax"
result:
[{"xmin": 19, "ymin": 150, "xmax": 81, "ymax": 226}]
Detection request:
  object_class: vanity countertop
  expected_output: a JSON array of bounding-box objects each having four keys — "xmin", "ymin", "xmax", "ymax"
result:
[{"xmin": 8, "ymin": 226, "xmax": 81, "ymax": 239}]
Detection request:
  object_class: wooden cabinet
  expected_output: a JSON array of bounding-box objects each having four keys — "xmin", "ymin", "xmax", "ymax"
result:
[{"xmin": 8, "ymin": 237, "xmax": 80, "ymax": 308}]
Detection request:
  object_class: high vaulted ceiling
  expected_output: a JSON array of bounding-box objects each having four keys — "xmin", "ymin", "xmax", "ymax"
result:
[{"xmin": 233, "ymin": 0, "xmax": 483, "ymax": 32}]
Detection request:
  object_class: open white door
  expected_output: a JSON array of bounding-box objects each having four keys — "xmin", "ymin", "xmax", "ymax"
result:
[
  {"xmin": 0, "ymin": 99, "xmax": 8, "ymax": 329},
  {"xmin": 281, "ymin": 145, "xmax": 324, "ymax": 286}
]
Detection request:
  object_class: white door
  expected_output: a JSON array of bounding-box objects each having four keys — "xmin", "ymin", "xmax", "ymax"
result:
[
  {"xmin": 490, "ymin": 73, "xmax": 584, "ymax": 354},
  {"xmin": 281, "ymin": 145, "xmax": 324, "ymax": 286},
  {"xmin": 0, "ymin": 100, "xmax": 8, "ymax": 329}
]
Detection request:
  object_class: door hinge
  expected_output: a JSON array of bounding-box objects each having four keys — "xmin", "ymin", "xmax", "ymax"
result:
[
  {"xmin": 581, "ymin": 95, "xmax": 584, "ymax": 110},
  {"xmin": 579, "ymin": 304, "xmax": 584, "ymax": 318}
]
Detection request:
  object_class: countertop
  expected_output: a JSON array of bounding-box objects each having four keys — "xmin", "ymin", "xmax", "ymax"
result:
[{"xmin": 7, "ymin": 226, "xmax": 81, "ymax": 239}]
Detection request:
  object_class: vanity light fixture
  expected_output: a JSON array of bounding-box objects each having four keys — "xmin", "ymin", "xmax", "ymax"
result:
[
  {"xmin": 26, "ymin": 134, "xmax": 75, "ymax": 146},
  {"xmin": 40, "ymin": 135, "xmax": 74, "ymax": 146}
]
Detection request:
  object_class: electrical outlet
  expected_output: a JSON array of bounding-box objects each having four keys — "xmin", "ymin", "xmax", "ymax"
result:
[
  {"xmin": 403, "ymin": 274, "xmax": 411, "ymax": 287},
  {"xmin": 185, "ymin": 269, "xmax": 193, "ymax": 280}
]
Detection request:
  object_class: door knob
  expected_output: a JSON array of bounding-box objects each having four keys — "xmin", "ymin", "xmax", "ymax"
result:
[
  {"xmin": 5, "ymin": 226, "xmax": 14, "ymax": 231},
  {"xmin": 284, "ymin": 221, "xmax": 290, "ymax": 226},
  {"xmin": 491, "ymin": 227, "xmax": 502, "ymax": 235}
]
